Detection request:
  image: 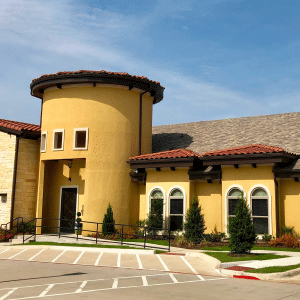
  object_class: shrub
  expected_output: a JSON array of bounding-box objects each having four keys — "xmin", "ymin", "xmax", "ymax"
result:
[
  {"xmin": 269, "ymin": 234, "xmax": 300, "ymax": 248},
  {"xmin": 228, "ymin": 193, "xmax": 257, "ymax": 254},
  {"xmin": 281, "ymin": 225, "xmax": 295, "ymax": 236},
  {"xmin": 135, "ymin": 220, "xmax": 146, "ymax": 236},
  {"xmin": 203, "ymin": 226, "xmax": 226, "ymax": 242},
  {"xmin": 102, "ymin": 203, "xmax": 116, "ymax": 236},
  {"xmin": 262, "ymin": 233, "xmax": 274, "ymax": 242},
  {"xmin": 184, "ymin": 196, "xmax": 206, "ymax": 243},
  {"xmin": 146, "ymin": 198, "xmax": 164, "ymax": 236},
  {"xmin": 123, "ymin": 227, "xmax": 136, "ymax": 239}
]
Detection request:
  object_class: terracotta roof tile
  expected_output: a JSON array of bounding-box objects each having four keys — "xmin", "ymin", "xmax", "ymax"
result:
[
  {"xmin": 32, "ymin": 70, "xmax": 164, "ymax": 88},
  {"xmin": 129, "ymin": 149, "xmax": 201, "ymax": 161},
  {"xmin": 201, "ymin": 144, "xmax": 291, "ymax": 157},
  {"xmin": 0, "ymin": 118, "xmax": 41, "ymax": 133}
]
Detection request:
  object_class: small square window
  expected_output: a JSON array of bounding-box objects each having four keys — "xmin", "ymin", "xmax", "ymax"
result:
[
  {"xmin": 40, "ymin": 131, "xmax": 47, "ymax": 152},
  {"xmin": 74, "ymin": 128, "xmax": 88, "ymax": 150},
  {"xmin": 0, "ymin": 194, "xmax": 7, "ymax": 204},
  {"xmin": 53, "ymin": 129, "xmax": 64, "ymax": 151}
]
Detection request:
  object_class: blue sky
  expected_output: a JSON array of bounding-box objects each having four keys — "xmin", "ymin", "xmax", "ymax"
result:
[{"xmin": 1, "ymin": 0, "xmax": 300, "ymax": 126}]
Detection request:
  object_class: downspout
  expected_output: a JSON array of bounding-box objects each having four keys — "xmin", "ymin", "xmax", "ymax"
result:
[
  {"xmin": 274, "ymin": 175, "xmax": 280, "ymax": 237},
  {"xmin": 10, "ymin": 135, "xmax": 20, "ymax": 226},
  {"xmin": 139, "ymin": 91, "xmax": 147, "ymax": 156}
]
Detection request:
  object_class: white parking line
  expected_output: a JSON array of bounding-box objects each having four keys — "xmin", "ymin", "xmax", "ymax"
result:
[
  {"xmin": 28, "ymin": 249, "xmax": 45, "ymax": 261},
  {"xmin": 136, "ymin": 254, "xmax": 143, "ymax": 269},
  {"xmin": 169, "ymin": 273, "xmax": 178, "ymax": 283},
  {"xmin": 94, "ymin": 252, "xmax": 103, "ymax": 266},
  {"xmin": 72, "ymin": 251, "xmax": 85, "ymax": 264},
  {"xmin": 0, "ymin": 288, "xmax": 18, "ymax": 300},
  {"xmin": 38, "ymin": 284, "xmax": 54, "ymax": 297},
  {"xmin": 0, "ymin": 249, "xmax": 9, "ymax": 256},
  {"xmin": 51, "ymin": 250, "xmax": 67, "ymax": 263},
  {"xmin": 180, "ymin": 256, "xmax": 197, "ymax": 274},
  {"xmin": 75, "ymin": 281, "xmax": 87, "ymax": 293},
  {"xmin": 112, "ymin": 278, "xmax": 118, "ymax": 289},
  {"xmin": 117, "ymin": 253, "xmax": 121, "ymax": 267},
  {"xmin": 141, "ymin": 276, "xmax": 148, "ymax": 286},
  {"xmin": 156, "ymin": 255, "xmax": 169, "ymax": 271},
  {"xmin": 8, "ymin": 249, "xmax": 27, "ymax": 259}
]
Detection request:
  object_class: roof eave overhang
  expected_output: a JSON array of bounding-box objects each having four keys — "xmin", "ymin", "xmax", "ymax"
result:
[
  {"xmin": 30, "ymin": 74, "xmax": 164, "ymax": 103},
  {"xmin": 127, "ymin": 157, "xmax": 198, "ymax": 169},
  {"xmin": 0, "ymin": 126, "xmax": 40, "ymax": 140},
  {"xmin": 201, "ymin": 153, "xmax": 297, "ymax": 166},
  {"xmin": 188, "ymin": 169, "xmax": 222, "ymax": 181}
]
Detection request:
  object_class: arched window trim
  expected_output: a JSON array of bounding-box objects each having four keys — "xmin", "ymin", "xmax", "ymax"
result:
[
  {"xmin": 148, "ymin": 186, "xmax": 166, "ymax": 221},
  {"xmin": 167, "ymin": 186, "xmax": 186, "ymax": 231},
  {"xmin": 248, "ymin": 184, "xmax": 272, "ymax": 236},
  {"xmin": 225, "ymin": 184, "xmax": 246, "ymax": 235}
]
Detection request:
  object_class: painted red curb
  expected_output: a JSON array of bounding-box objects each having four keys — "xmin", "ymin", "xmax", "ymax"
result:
[{"xmin": 233, "ymin": 275, "xmax": 260, "ymax": 280}]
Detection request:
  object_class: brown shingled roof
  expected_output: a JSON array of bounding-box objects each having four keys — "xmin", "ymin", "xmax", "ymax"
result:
[
  {"xmin": 0, "ymin": 118, "xmax": 40, "ymax": 133},
  {"xmin": 129, "ymin": 149, "xmax": 201, "ymax": 161},
  {"xmin": 152, "ymin": 112, "xmax": 300, "ymax": 155},
  {"xmin": 201, "ymin": 144, "xmax": 289, "ymax": 157}
]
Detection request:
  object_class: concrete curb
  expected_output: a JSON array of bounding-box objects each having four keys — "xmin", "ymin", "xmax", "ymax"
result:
[
  {"xmin": 220, "ymin": 265, "xmax": 300, "ymax": 281},
  {"xmin": 187, "ymin": 251, "xmax": 222, "ymax": 269},
  {"xmin": 7, "ymin": 245, "xmax": 155, "ymax": 255}
]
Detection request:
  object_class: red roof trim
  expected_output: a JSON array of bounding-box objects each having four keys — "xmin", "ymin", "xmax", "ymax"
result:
[
  {"xmin": 129, "ymin": 149, "xmax": 201, "ymax": 161},
  {"xmin": 0, "ymin": 118, "xmax": 41, "ymax": 133},
  {"xmin": 201, "ymin": 144, "xmax": 294, "ymax": 157}
]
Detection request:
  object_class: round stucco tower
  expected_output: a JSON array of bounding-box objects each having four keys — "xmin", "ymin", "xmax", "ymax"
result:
[{"xmin": 30, "ymin": 70, "xmax": 164, "ymax": 234}]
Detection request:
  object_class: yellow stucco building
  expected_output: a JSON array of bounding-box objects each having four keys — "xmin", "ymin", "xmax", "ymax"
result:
[{"xmin": 1, "ymin": 70, "xmax": 300, "ymax": 238}]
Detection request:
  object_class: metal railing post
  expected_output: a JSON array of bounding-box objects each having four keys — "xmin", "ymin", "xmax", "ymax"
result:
[
  {"xmin": 96, "ymin": 223, "xmax": 98, "ymax": 244},
  {"xmin": 4, "ymin": 227, "xmax": 6, "ymax": 243},
  {"xmin": 35, "ymin": 219, "xmax": 37, "ymax": 241},
  {"xmin": 59, "ymin": 219, "xmax": 61, "ymax": 239},
  {"xmin": 121, "ymin": 225, "xmax": 123, "ymax": 245},
  {"xmin": 168, "ymin": 230, "xmax": 171, "ymax": 252},
  {"xmin": 144, "ymin": 227, "xmax": 147, "ymax": 249}
]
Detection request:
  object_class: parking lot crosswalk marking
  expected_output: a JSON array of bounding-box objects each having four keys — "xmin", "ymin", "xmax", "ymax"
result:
[
  {"xmin": 51, "ymin": 249, "xmax": 67, "ymax": 263},
  {"xmin": 117, "ymin": 253, "xmax": 121, "ymax": 267},
  {"xmin": 28, "ymin": 249, "xmax": 45, "ymax": 261},
  {"xmin": 75, "ymin": 281, "xmax": 87, "ymax": 293},
  {"xmin": 157, "ymin": 255, "xmax": 169, "ymax": 271},
  {"xmin": 94, "ymin": 252, "xmax": 103, "ymax": 266},
  {"xmin": 180, "ymin": 256, "xmax": 198, "ymax": 274},
  {"xmin": 38, "ymin": 284, "xmax": 55, "ymax": 297},
  {"xmin": 8, "ymin": 249, "xmax": 27, "ymax": 259},
  {"xmin": 141, "ymin": 276, "xmax": 148, "ymax": 286},
  {"xmin": 72, "ymin": 251, "xmax": 85, "ymax": 264},
  {"xmin": 169, "ymin": 274, "xmax": 178, "ymax": 283},
  {"xmin": 112, "ymin": 278, "xmax": 118, "ymax": 289},
  {"xmin": 0, "ymin": 288, "xmax": 18, "ymax": 300},
  {"xmin": 0, "ymin": 249, "xmax": 9, "ymax": 256},
  {"xmin": 136, "ymin": 254, "xmax": 143, "ymax": 269}
]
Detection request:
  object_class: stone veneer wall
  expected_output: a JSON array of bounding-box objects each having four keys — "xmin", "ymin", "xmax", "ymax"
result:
[
  {"xmin": 0, "ymin": 131, "xmax": 16, "ymax": 226},
  {"xmin": 13, "ymin": 138, "xmax": 40, "ymax": 222}
]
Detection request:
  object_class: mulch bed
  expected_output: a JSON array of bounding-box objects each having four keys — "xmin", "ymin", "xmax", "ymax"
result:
[
  {"xmin": 170, "ymin": 241, "xmax": 271, "ymax": 249},
  {"xmin": 226, "ymin": 266, "xmax": 254, "ymax": 271}
]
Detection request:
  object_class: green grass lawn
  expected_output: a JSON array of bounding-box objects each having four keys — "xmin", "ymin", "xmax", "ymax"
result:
[
  {"xmin": 201, "ymin": 245, "xmax": 300, "ymax": 252},
  {"xmin": 204, "ymin": 251, "xmax": 289, "ymax": 263},
  {"xmin": 245, "ymin": 264, "xmax": 300, "ymax": 274}
]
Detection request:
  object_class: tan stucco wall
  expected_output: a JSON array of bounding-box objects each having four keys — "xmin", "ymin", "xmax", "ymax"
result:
[
  {"xmin": 222, "ymin": 165, "xmax": 276, "ymax": 236},
  {"xmin": 13, "ymin": 139, "xmax": 40, "ymax": 222},
  {"xmin": 143, "ymin": 168, "xmax": 191, "ymax": 225},
  {"xmin": 196, "ymin": 182, "xmax": 222, "ymax": 233},
  {"xmin": 0, "ymin": 131, "xmax": 16, "ymax": 225},
  {"xmin": 37, "ymin": 84, "xmax": 154, "ymax": 230},
  {"xmin": 279, "ymin": 179, "xmax": 300, "ymax": 234}
]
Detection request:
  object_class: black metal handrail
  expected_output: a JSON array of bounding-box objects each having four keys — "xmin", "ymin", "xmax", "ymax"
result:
[
  {"xmin": 17, "ymin": 218, "xmax": 172, "ymax": 251},
  {"xmin": 0, "ymin": 217, "xmax": 24, "ymax": 242}
]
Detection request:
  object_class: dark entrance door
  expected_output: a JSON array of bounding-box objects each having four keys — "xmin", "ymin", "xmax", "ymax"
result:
[{"xmin": 60, "ymin": 188, "xmax": 77, "ymax": 233}]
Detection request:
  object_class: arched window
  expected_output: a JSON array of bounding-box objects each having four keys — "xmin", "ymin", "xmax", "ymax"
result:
[
  {"xmin": 228, "ymin": 188, "xmax": 243, "ymax": 218},
  {"xmin": 169, "ymin": 189, "xmax": 184, "ymax": 231},
  {"xmin": 150, "ymin": 189, "xmax": 164, "ymax": 229},
  {"xmin": 251, "ymin": 188, "xmax": 269, "ymax": 234}
]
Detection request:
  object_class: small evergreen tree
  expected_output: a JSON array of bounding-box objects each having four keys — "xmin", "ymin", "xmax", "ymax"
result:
[
  {"xmin": 184, "ymin": 196, "xmax": 206, "ymax": 243},
  {"xmin": 102, "ymin": 203, "xmax": 116, "ymax": 236},
  {"xmin": 228, "ymin": 193, "xmax": 257, "ymax": 253},
  {"xmin": 146, "ymin": 198, "xmax": 164, "ymax": 236}
]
